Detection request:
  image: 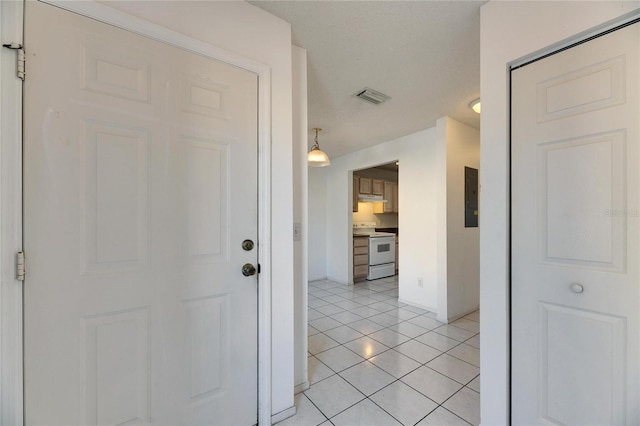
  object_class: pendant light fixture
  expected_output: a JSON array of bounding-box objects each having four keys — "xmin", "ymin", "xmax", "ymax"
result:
[
  {"xmin": 469, "ymin": 98, "xmax": 481, "ymax": 114},
  {"xmin": 307, "ymin": 128, "xmax": 331, "ymax": 167}
]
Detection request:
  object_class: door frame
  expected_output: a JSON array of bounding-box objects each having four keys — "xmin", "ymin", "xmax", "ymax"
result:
[
  {"xmin": 508, "ymin": 10, "xmax": 640, "ymax": 423},
  {"xmin": 1, "ymin": 1, "xmax": 274, "ymax": 424}
]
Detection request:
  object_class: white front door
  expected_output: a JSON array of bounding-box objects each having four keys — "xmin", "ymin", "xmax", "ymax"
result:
[
  {"xmin": 512, "ymin": 22, "xmax": 639, "ymax": 425},
  {"xmin": 23, "ymin": 2, "xmax": 259, "ymax": 424}
]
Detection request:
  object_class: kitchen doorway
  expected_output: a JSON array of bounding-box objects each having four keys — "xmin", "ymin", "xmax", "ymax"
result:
[{"xmin": 352, "ymin": 162, "xmax": 399, "ymax": 284}]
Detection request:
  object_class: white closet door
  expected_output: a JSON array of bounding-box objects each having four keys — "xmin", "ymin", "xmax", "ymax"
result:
[{"xmin": 512, "ymin": 22, "xmax": 639, "ymax": 425}]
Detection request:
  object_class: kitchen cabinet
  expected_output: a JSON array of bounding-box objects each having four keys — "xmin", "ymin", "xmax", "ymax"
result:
[
  {"xmin": 372, "ymin": 179, "xmax": 384, "ymax": 196},
  {"xmin": 359, "ymin": 177, "xmax": 372, "ymax": 194},
  {"xmin": 353, "ymin": 236, "xmax": 369, "ymax": 282},
  {"xmin": 392, "ymin": 182, "xmax": 398, "ymax": 213},
  {"xmin": 383, "ymin": 181, "xmax": 394, "ymax": 213},
  {"xmin": 353, "ymin": 175, "xmax": 359, "ymax": 212}
]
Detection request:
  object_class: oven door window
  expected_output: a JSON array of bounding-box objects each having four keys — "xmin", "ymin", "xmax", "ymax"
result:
[{"xmin": 377, "ymin": 244, "xmax": 391, "ymax": 253}]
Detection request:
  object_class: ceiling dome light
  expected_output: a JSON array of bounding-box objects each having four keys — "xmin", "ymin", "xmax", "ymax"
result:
[
  {"xmin": 469, "ymin": 98, "xmax": 481, "ymax": 114},
  {"xmin": 308, "ymin": 128, "xmax": 331, "ymax": 167}
]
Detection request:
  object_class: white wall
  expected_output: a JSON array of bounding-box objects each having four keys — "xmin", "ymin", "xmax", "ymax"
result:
[
  {"xmin": 442, "ymin": 117, "xmax": 480, "ymax": 322},
  {"xmin": 62, "ymin": 0, "xmax": 297, "ymax": 418},
  {"xmin": 308, "ymin": 167, "xmax": 328, "ymax": 281},
  {"xmin": 291, "ymin": 45, "xmax": 308, "ymax": 394},
  {"xmin": 324, "ymin": 127, "xmax": 440, "ymax": 310},
  {"xmin": 480, "ymin": 1, "xmax": 640, "ymax": 423}
]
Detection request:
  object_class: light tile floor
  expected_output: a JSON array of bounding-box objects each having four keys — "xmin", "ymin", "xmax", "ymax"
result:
[{"xmin": 280, "ymin": 276, "xmax": 480, "ymax": 426}]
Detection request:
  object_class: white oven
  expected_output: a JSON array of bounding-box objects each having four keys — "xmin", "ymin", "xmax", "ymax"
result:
[{"xmin": 368, "ymin": 234, "xmax": 396, "ymax": 280}]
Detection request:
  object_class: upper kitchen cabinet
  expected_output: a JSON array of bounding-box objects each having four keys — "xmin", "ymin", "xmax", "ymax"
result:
[
  {"xmin": 359, "ymin": 177, "xmax": 372, "ymax": 194},
  {"xmin": 383, "ymin": 181, "xmax": 394, "ymax": 213},
  {"xmin": 393, "ymin": 182, "xmax": 398, "ymax": 213},
  {"xmin": 372, "ymin": 179, "xmax": 384, "ymax": 196}
]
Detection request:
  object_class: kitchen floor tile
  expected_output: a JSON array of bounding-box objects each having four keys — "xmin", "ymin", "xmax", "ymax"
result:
[
  {"xmin": 304, "ymin": 375, "xmax": 364, "ymax": 419},
  {"xmin": 415, "ymin": 331, "xmax": 461, "ymax": 352},
  {"xmin": 465, "ymin": 334, "xmax": 480, "ymax": 349},
  {"xmin": 368, "ymin": 293, "xmax": 394, "ymax": 302},
  {"xmin": 308, "ymin": 356, "xmax": 336, "ymax": 384},
  {"xmin": 339, "ymin": 361, "xmax": 395, "ymax": 396},
  {"xmin": 401, "ymin": 366, "xmax": 463, "ymax": 404},
  {"xmin": 321, "ymin": 294, "xmax": 348, "ymax": 304},
  {"xmin": 277, "ymin": 393, "xmax": 328, "ymax": 426},
  {"xmin": 308, "ymin": 333, "xmax": 340, "ymax": 355},
  {"xmin": 426, "ymin": 354, "xmax": 479, "ymax": 385},
  {"xmin": 330, "ymin": 311, "xmax": 364, "ymax": 325},
  {"xmin": 350, "ymin": 306, "xmax": 382, "ymax": 318},
  {"xmin": 447, "ymin": 343, "xmax": 480, "ymax": 367},
  {"xmin": 308, "ymin": 309, "xmax": 326, "ymax": 321},
  {"xmin": 368, "ymin": 349, "xmax": 421, "ymax": 379},
  {"xmin": 388, "ymin": 321, "xmax": 429, "ymax": 338},
  {"xmin": 309, "ymin": 290, "xmax": 333, "ymax": 298},
  {"xmin": 442, "ymin": 387, "xmax": 480, "ymax": 426},
  {"xmin": 433, "ymin": 324, "xmax": 476, "ymax": 342},
  {"xmin": 306, "ymin": 277, "xmax": 480, "ymax": 426},
  {"xmin": 368, "ymin": 301, "xmax": 396, "ymax": 312},
  {"xmin": 343, "ymin": 336, "xmax": 390, "ymax": 359},
  {"xmin": 450, "ymin": 318, "xmax": 480, "ymax": 334},
  {"xmin": 309, "ymin": 317, "xmax": 343, "ymax": 332},
  {"xmin": 309, "ymin": 299, "xmax": 331, "ymax": 309},
  {"xmin": 315, "ymin": 304, "xmax": 345, "ymax": 316},
  {"xmin": 331, "ymin": 398, "xmax": 402, "ymax": 426},
  {"xmin": 386, "ymin": 307, "xmax": 420, "ymax": 321},
  {"xmin": 368, "ymin": 328, "xmax": 411, "ymax": 348},
  {"xmin": 370, "ymin": 380, "xmax": 438, "ymax": 426},
  {"xmin": 416, "ymin": 407, "xmax": 471, "ymax": 426},
  {"xmin": 368, "ymin": 313, "xmax": 402, "ymax": 327},
  {"xmin": 352, "ymin": 296, "xmax": 377, "ymax": 305},
  {"xmin": 347, "ymin": 318, "xmax": 386, "ymax": 335},
  {"xmin": 394, "ymin": 340, "xmax": 442, "ymax": 364},
  {"xmin": 308, "ymin": 325, "xmax": 321, "ymax": 337},
  {"xmin": 323, "ymin": 325, "xmax": 365, "ymax": 344},
  {"xmin": 332, "ymin": 300, "xmax": 363, "ymax": 310},
  {"xmin": 467, "ymin": 375, "xmax": 480, "ymax": 393},
  {"xmin": 315, "ymin": 346, "xmax": 365, "ymax": 373},
  {"xmin": 408, "ymin": 315, "xmax": 445, "ymax": 330}
]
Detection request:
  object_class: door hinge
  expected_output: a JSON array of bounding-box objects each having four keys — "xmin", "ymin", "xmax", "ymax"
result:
[
  {"xmin": 2, "ymin": 43, "xmax": 25, "ymax": 81},
  {"xmin": 16, "ymin": 251, "xmax": 25, "ymax": 281}
]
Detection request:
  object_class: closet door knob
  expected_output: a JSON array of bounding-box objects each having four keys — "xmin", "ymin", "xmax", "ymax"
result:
[{"xmin": 569, "ymin": 283, "xmax": 584, "ymax": 294}]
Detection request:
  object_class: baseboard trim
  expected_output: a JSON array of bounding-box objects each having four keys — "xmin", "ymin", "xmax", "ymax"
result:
[
  {"xmin": 325, "ymin": 276, "xmax": 350, "ymax": 285},
  {"xmin": 271, "ymin": 405, "xmax": 296, "ymax": 424},
  {"xmin": 294, "ymin": 381, "xmax": 310, "ymax": 394},
  {"xmin": 398, "ymin": 298, "xmax": 437, "ymax": 314},
  {"xmin": 443, "ymin": 306, "xmax": 480, "ymax": 324}
]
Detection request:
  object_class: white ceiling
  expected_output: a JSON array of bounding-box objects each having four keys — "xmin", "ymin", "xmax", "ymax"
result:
[{"xmin": 250, "ymin": 0, "xmax": 484, "ymax": 159}]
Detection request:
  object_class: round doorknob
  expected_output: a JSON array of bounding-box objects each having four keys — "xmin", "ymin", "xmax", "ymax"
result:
[
  {"xmin": 570, "ymin": 283, "xmax": 584, "ymax": 293},
  {"xmin": 242, "ymin": 263, "xmax": 257, "ymax": 277}
]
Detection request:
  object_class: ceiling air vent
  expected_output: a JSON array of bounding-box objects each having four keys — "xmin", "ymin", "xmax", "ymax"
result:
[{"xmin": 354, "ymin": 87, "xmax": 390, "ymax": 105}]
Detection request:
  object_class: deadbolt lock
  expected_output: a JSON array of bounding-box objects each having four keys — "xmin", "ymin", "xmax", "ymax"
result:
[{"xmin": 242, "ymin": 239, "xmax": 254, "ymax": 251}]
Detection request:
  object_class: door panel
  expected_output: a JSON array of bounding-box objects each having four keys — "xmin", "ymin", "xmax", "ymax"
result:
[
  {"xmin": 512, "ymin": 22, "xmax": 639, "ymax": 425},
  {"xmin": 24, "ymin": 2, "xmax": 258, "ymax": 424}
]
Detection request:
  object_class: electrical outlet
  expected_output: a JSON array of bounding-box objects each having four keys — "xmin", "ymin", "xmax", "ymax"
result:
[{"xmin": 417, "ymin": 278, "xmax": 423, "ymax": 288}]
